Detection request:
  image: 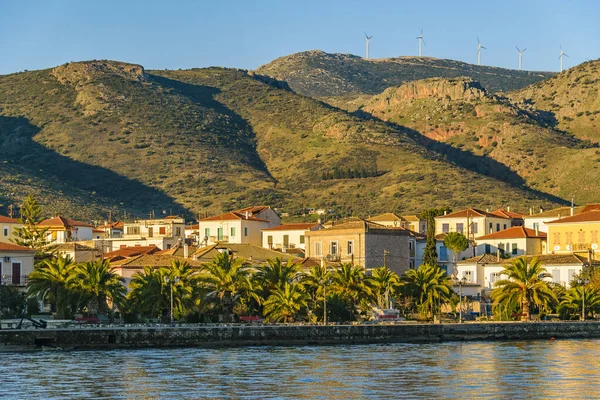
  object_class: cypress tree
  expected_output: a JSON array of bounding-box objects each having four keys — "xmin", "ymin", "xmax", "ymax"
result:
[{"xmin": 11, "ymin": 195, "xmax": 55, "ymax": 260}]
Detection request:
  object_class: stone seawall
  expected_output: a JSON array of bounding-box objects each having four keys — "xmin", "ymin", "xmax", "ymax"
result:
[{"xmin": 2, "ymin": 322, "xmax": 600, "ymax": 350}]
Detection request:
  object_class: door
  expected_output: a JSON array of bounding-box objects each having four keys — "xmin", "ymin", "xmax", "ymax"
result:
[
  {"xmin": 217, "ymin": 227, "xmax": 224, "ymax": 241},
  {"xmin": 148, "ymin": 227, "xmax": 154, "ymax": 238},
  {"xmin": 12, "ymin": 262, "xmax": 21, "ymax": 285}
]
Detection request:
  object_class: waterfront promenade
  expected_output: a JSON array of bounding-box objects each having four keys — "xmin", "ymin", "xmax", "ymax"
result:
[{"xmin": 1, "ymin": 321, "xmax": 599, "ymax": 350}]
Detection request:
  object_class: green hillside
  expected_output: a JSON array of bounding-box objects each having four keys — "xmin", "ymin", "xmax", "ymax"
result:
[{"xmin": 255, "ymin": 50, "xmax": 555, "ymax": 99}]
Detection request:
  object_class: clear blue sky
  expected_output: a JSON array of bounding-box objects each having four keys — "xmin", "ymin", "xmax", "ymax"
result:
[{"xmin": 0, "ymin": 0, "xmax": 598, "ymax": 75}]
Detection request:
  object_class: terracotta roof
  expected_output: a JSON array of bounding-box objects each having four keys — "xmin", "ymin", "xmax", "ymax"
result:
[
  {"xmin": 402, "ymin": 215, "xmax": 421, "ymax": 222},
  {"xmin": 201, "ymin": 211, "xmax": 269, "ymax": 223},
  {"xmin": 458, "ymin": 253, "xmax": 586, "ymax": 266},
  {"xmin": 524, "ymin": 206, "xmax": 585, "ymax": 219},
  {"xmin": 436, "ymin": 208, "xmax": 509, "ymax": 220},
  {"xmin": 546, "ymin": 210, "xmax": 600, "ymax": 224},
  {"xmin": 476, "ymin": 226, "xmax": 546, "ymax": 240},
  {"xmin": 262, "ymin": 223, "xmax": 320, "ymax": 231},
  {"xmin": 581, "ymin": 204, "xmax": 600, "ymax": 213},
  {"xmin": 39, "ymin": 216, "xmax": 94, "ymax": 228},
  {"xmin": 113, "ymin": 254, "xmax": 204, "ymax": 268},
  {"xmin": 96, "ymin": 221, "xmax": 124, "ymax": 230},
  {"xmin": 103, "ymin": 245, "xmax": 160, "ymax": 260},
  {"xmin": 321, "ymin": 218, "xmax": 407, "ymax": 232},
  {"xmin": 367, "ymin": 213, "xmax": 404, "ymax": 222},
  {"xmin": 490, "ymin": 209, "xmax": 524, "ymax": 219},
  {"xmin": 0, "ymin": 216, "xmax": 19, "ymax": 224},
  {"xmin": 406, "ymin": 229, "xmax": 427, "ymax": 239},
  {"xmin": 0, "ymin": 242, "xmax": 35, "ymax": 252}
]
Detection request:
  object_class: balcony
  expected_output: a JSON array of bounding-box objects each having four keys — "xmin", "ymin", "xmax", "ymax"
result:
[
  {"xmin": 325, "ymin": 254, "xmax": 340, "ymax": 262},
  {"xmin": 209, "ymin": 235, "xmax": 229, "ymax": 242},
  {"xmin": 1, "ymin": 275, "xmax": 29, "ymax": 286}
]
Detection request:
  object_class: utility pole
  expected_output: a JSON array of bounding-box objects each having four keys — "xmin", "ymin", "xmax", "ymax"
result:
[{"xmin": 383, "ymin": 250, "xmax": 389, "ymax": 269}]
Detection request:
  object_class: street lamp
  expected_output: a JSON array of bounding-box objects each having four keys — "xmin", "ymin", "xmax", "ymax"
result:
[
  {"xmin": 167, "ymin": 276, "xmax": 180, "ymax": 327},
  {"xmin": 578, "ymin": 278, "xmax": 590, "ymax": 321},
  {"xmin": 453, "ymin": 276, "xmax": 468, "ymax": 323},
  {"xmin": 319, "ymin": 277, "xmax": 331, "ymax": 326}
]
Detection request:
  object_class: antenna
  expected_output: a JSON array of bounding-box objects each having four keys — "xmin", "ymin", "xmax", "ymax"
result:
[
  {"xmin": 515, "ymin": 46, "xmax": 527, "ymax": 70},
  {"xmin": 364, "ymin": 32, "xmax": 373, "ymax": 59},
  {"xmin": 416, "ymin": 28, "xmax": 425, "ymax": 57},
  {"xmin": 558, "ymin": 45, "xmax": 569, "ymax": 72},
  {"xmin": 477, "ymin": 37, "xmax": 486, "ymax": 66}
]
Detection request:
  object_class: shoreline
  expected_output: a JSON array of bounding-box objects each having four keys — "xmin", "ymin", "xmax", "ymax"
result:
[{"xmin": 1, "ymin": 321, "xmax": 599, "ymax": 351}]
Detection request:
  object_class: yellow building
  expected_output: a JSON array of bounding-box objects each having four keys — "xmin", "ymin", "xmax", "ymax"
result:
[
  {"xmin": 545, "ymin": 210, "xmax": 600, "ymax": 259},
  {"xmin": 0, "ymin": 216, "xmax": 22, "ymax": 244}
]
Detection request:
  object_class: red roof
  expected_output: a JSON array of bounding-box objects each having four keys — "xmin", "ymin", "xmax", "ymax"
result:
[
  {"xmin": 476, "ymin": 226, "xmax": 546, "ymax": 240},
  {"xmin": 201, "ymin": 211, "xmax": 269, "ymax": 223},
  {"xmin": 262, "ymin": 223, "xmax": 320, "ymax": 231},
  {"xmin": 0, "ymin": 242, "xmax": 34, "ymax": 252},
  {"xmin": 103, "ymin": 245, "xmax": 160, "ymax": 261},
  {"xmin": 581, "ymin": 204, "xmax": 600, "ymax": 213},
  {"xmin": 546, "ymin": 210, "xmax": 600, "ymax": 224},
  {"xmin": 0, "ymin": 216, "xmax": 19, "ymax": 224},
  {"xmin": 39, "ymin": 216, "xmax": 94, "ymax": 228},
  {"xmin": 436, "ymin": 208, "xmax": 510, "ymax": 220},
  {"xmin": 96, "ymin": 221, "xmax": 124, "ymax": 230},
  {"xmin": 490, "ymin": 209, "xmax": 524, "ymax": 219}
]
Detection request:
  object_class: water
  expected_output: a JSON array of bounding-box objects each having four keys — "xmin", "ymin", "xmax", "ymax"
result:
[{"xmin": 1, "ymin": 339, "xmax": 599, "ymax": 399}]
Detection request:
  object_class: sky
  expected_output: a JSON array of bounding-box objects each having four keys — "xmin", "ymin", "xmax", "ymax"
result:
[{"xmin": 0, "ymin": 0, "xmax": 598, "ymax": 75}]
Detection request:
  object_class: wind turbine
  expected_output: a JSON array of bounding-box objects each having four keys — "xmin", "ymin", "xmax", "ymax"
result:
[
  {"xmin": 558, "ymin": 45, "xmax": 569, "ymax": 72},
  {"xmin": 365, "ymin": 32, "xmax": 373, "ymax": 59},
  {"xmin": 416, "ymin": 29, "xmax": 425, "ymax": 57},
  {"xmin": 516, "ymin": 46, "xmax": 527, "ymax": 70},
  {"xmin": 477, "ymin": 37, "xmax": 486, "ymax": 65}
]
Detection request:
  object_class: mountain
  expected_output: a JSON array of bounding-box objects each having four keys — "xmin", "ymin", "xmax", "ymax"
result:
[
  {"xmin": 0, "ymin": 60, "xmax": 564, "ymax": 220},
  {"xmin": 255, "ymin": 50, "xmax": 556, "ymax": 101}
]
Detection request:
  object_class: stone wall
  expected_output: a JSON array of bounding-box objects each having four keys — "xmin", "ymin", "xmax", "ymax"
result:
[{"xmin": 2, "ymin": 322, "xmax": 600, "ymax": 350}]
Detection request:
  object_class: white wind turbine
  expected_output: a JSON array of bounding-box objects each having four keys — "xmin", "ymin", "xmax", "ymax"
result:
[
  {"xmin": 416, "ymin": 29, "xmax": 425, "ymax": 56},
  {"xmin": 516, "ymin": 46, "xmax": 527, "ymax": 70},
  {"xmin": 365, "ymin": 32, "xmax": 373, "ymax": 59},
  {"xmin": 477, "ymin": 37, "xmax": 486, "ymax": 65},
  {"xmin": 559, "ymin": 45, "xmax": 569, "ymax": 72}
]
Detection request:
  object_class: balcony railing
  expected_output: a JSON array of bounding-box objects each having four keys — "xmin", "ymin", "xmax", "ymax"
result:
[{"xmin": 0, "ymin": 275, "xmax": 29, "ymax": 286}]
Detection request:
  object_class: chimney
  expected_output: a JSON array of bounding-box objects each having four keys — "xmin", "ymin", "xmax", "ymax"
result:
[
  {"xmin": 507, "ymin": 206, "xmax": 511, "ymax": 212},
  {"xmin": 529, "ymin": 207, "xmax": 533, "ymax": 216},
  {"xmin": 540, "ymin": 207, "xmax": 544, "ymax": 214},
  {"xmin": 535, "ymin": 226, "xmax": 539, "ymax": 236},
  {"xmin": 558, "ymin": 213, "xmax": 561, "ymax": 219},
  {"xmin": 571, "ymin": 205, "xmax": 575, "ymax": 217},
  {"xmin": 245, "ymin": 211, "xmax": 249, "ymax": 219},
  {"xmin": 444, "ymin": 210, "xmax": 447, "ymax": 216},
  {"xmin": 318, "ymin": 218, "xmax": 322, "ymax": 224},
  {"xmin": 496, "ymin": 249, "xmax": 500, "ymax": 261},
  {"xmin": 184, "ymin": 243, "xmax": 189, "ymax": 258},
  {"xmin": 486, "ymin": 208, "xmax": 490, "ymax": 213}
]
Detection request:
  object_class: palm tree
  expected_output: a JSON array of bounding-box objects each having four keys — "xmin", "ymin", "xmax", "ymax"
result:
[
  {"xmin": 558, "ymin": 286, "xmax": 600, "ymax": 320},
  {"xmin": 198, "ymin": 252, "xmax": 257, "ymax": 317},
  {"xmin": 165, "ymin": 259, "xmax": 200, "ymax": 319},
  {"xmin": 491, "ymin": 257, "xmax": 556, "ymax": 321},
  {"xmin": 331, "ymin": 263, "xmax": 371, "ymax": 318},
  {"xmin": 263, "ymin": 282, "xmax": 309, "ymax": 323},
  {"xmin": 255, "ymin": 257, "xmax": 300, "ymax": 299},
  {"xmin": 402, "ymin": 263, "xmax": 452, "ymax": 320},
  {"xmin": 443, "ymin": 232, "xmax": 469, "ymax": 277},
  {"xmin": 27, "ymin": 255, "xmax": 76, "ymax": 319},
  {"xmin": 71, "ymin": 259, "xmax": 126, "ymax": 315},
  {"xmin": 128, "ymin": 266, "xmax": 170, "ymax": 318},
  {"xmin": 369, "ymin": 267, "xmax": 401, "ymax": 308}
]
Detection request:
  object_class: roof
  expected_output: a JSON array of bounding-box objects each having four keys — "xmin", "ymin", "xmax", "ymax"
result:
[
  {"xmin": 0, "ymin": 243, "xmax": 35, "ymax": 252},
  {"xmin": 476, "ymin": 226, "xmax": 546, "ymax": 240},
  {"xmin": 200, "ymin": 211, "xmax": 269, "ymax": 223},
  {"xmin": 523, "ymin": 206, "xmax": 585, "ymax": 219},
  {"xmin": 317, "ymin": 218, "xmax": 408, "ymax": 233},
  {"xmin": 581, "ymin": 204, "xmax": 600, "ymax": 213},
  {"xmin": 458, "ymin": 253, "xmax": 586, "ymax": 266},
  {"xmin": 546, "ymin": 210, "xmax": 600, "ymax": 224},
  {"xmin": 436, "ymin": 208, "xmax": 509, "ymax": 220},
  {"xmin": 367, "ymin": 213, "xmax": 405, "ymax": 222},
  {"xmin": 262, "ymin": 223, "xmax": 320, "ymax": 232},
  {"xmin": 96, "ymin": 221, "xmax": 124, "ymax": 230},
  {"xmin": 490, "ymin": 209, "xmax": 524, "ymax": 219},
  {"xmin": 402, "ymin": 215, "xmax": 421, "ymax": 222},
  {"xmin": 55, "ymin": 243, "xmax": 98, "ymax": 252},
  {"xmin": 0, "ymin": 216, "xmax": 19, "ymax": 224},
  {"xmin": 113, "ymin": 254, "xmax": 204, "ymax": 269},
  {"xmin": 39, "ymin": 216, "xmax": 94, "ymax": 228},
  {"xmin": 103, "ymin": 245, "xmax": 160, "ymax": 260}
]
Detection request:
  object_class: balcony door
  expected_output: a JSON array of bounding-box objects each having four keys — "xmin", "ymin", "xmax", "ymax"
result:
[{"xmin": 12, "ymin": 262, "xmax": 21, "ymax": 285}]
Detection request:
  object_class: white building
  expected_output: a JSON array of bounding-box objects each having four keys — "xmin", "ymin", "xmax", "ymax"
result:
[
  {"xmin": 436, "ymin": 233, "xmax": 476, "ymax": 276},
  {"xmin": 40, "ymin": 216, "xmax": 94, "ymax": 243},
  {"xmin": 0, "ymin": 242, "xmax": 35, "ymax": 287},
  {"xmin": 475, "ymin": 226, "xmax": 546, "ymax": 258},
  {"xmin": 0, "ymin": 216, "xmax": 22, "ymax": 244},
  {"xmin": 262, "ymin": 223, "xmax": 322, "ymax": 251},
  {"xmin": 435, "ymin": 208, "xmax": 512, "ymax": 241},
  {"xmin": 523, "ymin": 205, "xmax": 584, "ymax": 233}
]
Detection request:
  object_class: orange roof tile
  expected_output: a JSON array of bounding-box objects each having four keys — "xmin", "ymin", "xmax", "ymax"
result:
[
  {"xmin": 546, "ymin": 210, "xmax": 600, "ymax": 224},
  {"xmin": 96, "ymin": 221, "xmax": 124, "ymax": 230},
  {"xmin": 0, "ymin": 216, "xmax": 19, "ymax": 224},
  {"xmin": 262, "ymin": 223, "xmax": 320, "ymax": 231},
  {"xmin": 0, "ymin": 242, "xmax": 34, "ymax": 252},
  {"xmin": 40, "ymin": 216, "xmax": 94, "ymax": 228},
  {"xmin": 201, "ymin": 211, "xmax": 269, "ymax": 223},
  {"xmin": 476, "ymin": 226, "xmax": 546, "ymax": 240},
  {"xmin": 103, "ymin": 245, "xmax": 160, "ymax": 259},
  {"xmin": 436, "ymin": 208, "xmax": 510, "ymax": 219},
  {"xmin": 581, "ymin": 204, "xmax": 600, "ymax": 213},
  {"xmin": 490, "ymin": 209, "xmax": 524, "ymax": 219}
]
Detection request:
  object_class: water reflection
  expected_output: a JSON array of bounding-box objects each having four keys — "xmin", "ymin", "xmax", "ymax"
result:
[{"xmin": 1, "ymin": 340, "xmax": 600, "ymax": 399}]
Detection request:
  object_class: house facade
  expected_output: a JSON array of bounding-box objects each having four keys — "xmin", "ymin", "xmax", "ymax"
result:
[
  {"xmin": 305, "ymin": 219, "xmax": 411, "ymax": 275},
  {"xmin": 490, "ymin": 208, "xmax": 525, "ymax": 227},
  {"xmin": 0, "ymin": 216, "xmax": 21, "ymax": 244},
  {"xmin": 56, "ymin": 243, "xmax": 101, "ymax": 263},
  {"xmin": 0, "ymin": 242, "xmax": 35, "ymax": 286},
  {"xmin": 261, "ymin": 223, "xmax": 322, "ymax": 252},
  {"xmin": 475, "ymin": 226, "xmax": 546, "ymax": 258},
  {"xmin": 523, "ymin": 205, "xmax": 584, "ymax": 233},
  {"xmin": 435, "ymin": 208, "xmax": 511, "ymax": 241},
  {"xmin": 435, "ymin": 233, "xmax": 476, "ymax": 276},
  {"xmin": 40, "ymin": 216, "xmax": 94, "ymax": 243},
  {"xmin": 545, "ymin": 210, "xmax": 600, "ymax": 258},
  {"xmin": 123, "ymin": 216, "xmax": 185, "ymax": 241}
]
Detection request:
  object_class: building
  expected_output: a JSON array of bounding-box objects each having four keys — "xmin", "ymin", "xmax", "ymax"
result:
[
  {"xmin": 545, "ymin": 210, "xmax": 600, "ymax": 258},
  {"xmin": 475, "ymin": 226, "xmax": 546, "ymax": 258},
  {"xmin": 0, "ymin": 216, "xmax": 22, "ymax": 244},
  {"xmin": 435, "ymin": 208, "xmax": 512, "ymax": 240},
  {"xmin": 523, "ymin": 205, "xmax": 585, "ymax": 233},
  {"xmin": 0, "ymin": 242, "xmax": 35, "ymax": 286},
  {"xmin": 456, "ymin": 254, "xmax": 591, "ymax": 297},
  {"xmin": 123, "ymin": 216, "xmax": 185, "ymax": 241},
  {"xmin": 103, "ymin": 245, "xmax": 160, "ymax": 262},
  {"xmin": 39, "ymin": 216, "xmax": 94, "ymax": 243},
  {"xmin": 305, "ymin": 218, "xmax": 411, "ymax": 275},
  {"xmin": 198, "ymin": 206, "xmax": 281, "ymax": 247},
  {"xmin": 402, "ymin": 215, "xmax": 427, "ymax": 234},
  {"xmin": 261, "ymin": 223, "xmax": 322, "ymax": 252},
  {"xmin": 94, "ymin": 221, "xmax": 124, "ymax": 239},
  {"xmin": 55, "ymin": 243, "xmax": 101, "ymax": 263},
  {"xmin": 435, "ymin": 233, "xmax": 477, "ymax": 276},
  {"xmin": 367, "ymin": 213, "xmax": 427, "ymax": 234},
  {"xmin": 490, "ymin": 208, "xmax": 525, "ymax": 227}
]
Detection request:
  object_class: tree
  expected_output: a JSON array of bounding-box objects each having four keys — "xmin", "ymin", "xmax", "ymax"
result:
[
  {"xmin": 27, "ymin": 255, "xmax": 76, "ymax": 319},
  {"xmin": 368, "ymin": 267, "xmax": 401, "ymax": 308},
  {"xmin": 71, "ymin": 259, "xmax": 126, "ymax": 315},
  {"xmin": 491, "ymin": 257, "xmax": 556, "ymax": 321},
  {"xmin": 420, "ymin": 208, "xmax": 450, "ymax": 267},
  {"xmin": 402, "ymin": 263, "xmax": 452, "ymax": 320},
  {"xmin": 263, "ymin": 282, "xmax": 309, "ymax": 323},
  {"xmin": 558, "ymin": 286, "xmax": 600, "ymax": 320},
  {"xmin": 11, "ymin": 195, "xmax": 54, "ymax": 260},
  {"xmin": 128, "ymin": 266, "xmax": 170, "ymax": 318},
  {"xmin": 331, "ymin": 263, "xmax": 371, "ymax": 318},
  {"xmin": 443, "ymin": 232, "xmax": 469, "ymax": 278},
  {"xmin": 255, "ymin": 258, "xmax": 300, "ymax": 300}
]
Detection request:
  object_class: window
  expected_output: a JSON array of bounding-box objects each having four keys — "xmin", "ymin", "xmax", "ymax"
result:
[
  {"xmin": 330, "ymin": 241, "xmax": 338, "ymax": 256},
  {"xmin": 553, "ymin": 232, "xmax": 560, "ymax": 244},
  {"xmin": 566, "ymin": 232, "xmax": 573, "ymax": 244},
  {"xmin": 552, "ymin": 269, "xmax": 561, "ymax": 284},
  {"xmin": 314, "ymin": 241, "xmax": 322, "ymax": 257},
  {"xmin": 347, "ymin": 240, "xmax": 354, "ymax": 255},
  {"xmin": 127, "ymin": 226, "xmax": 140, "ymax": 236},
  {"xmin": 167, "ymin": 244, "xmax": 172, "ymax": 250},
  {"xmin": 456, "ymin": 223, "xmax": 464, "ymax": 234},
  {"xmin": 505, "ymin": 243, "xmax": 510, "ymax": 253},
  {"xmin": 578, "ymin": 231, "xmax": 586, "ymax": 243},
  {"xmin": 490, "ymin": 272, "xmax": 500, "ymax": 284},
  {"xmin": 568, "ymin": 269, "xmax": 576, "ymax": 283},
  {"xmin": 442, "ymin": 223, "xmax": 449, "ymax": 233},
  {"xmin": 159, "ymin": 227, "xmax": 166, "ymax": 235},
  {"xmin": 496, "ymin": 223, "xmax": 500, "ymax": 232},
  {"xmin": 231, "ymin": 227, "xmax": 236, "ymax": 237},
  {"xmin": 439, "ymin": 246, "xmax": 448, "ymax": 260},
  {"xmin": 592, "ymin": 231, "xmax": 598, "ymax": 243},
  {"xmin": 217, "ymin": 227, "xmax": 223, "ymax": 241},
  {"xmin": 11, "ymin": 262, "xmax": 21, "ymax": 285},
  {"xmin": 2, "ymin": 227, "xmax": 7, "ymax": 237},
  {"xmin": 533, "ymin": 223, "xmax": 539, "ymax": 231},
  {"xmin": 472, "ymin": 223, "xmax": 478, "ymax": 234},
  {"xmin": 485, "ymin": 244, "xmax": 491, "ymax": 254},
  {"xmin": 148, "ymin": 227, "xmax": 153, "ymax": 238},
  {"xmin": 204, "ymin": 228, "xmax": 210, "ymax": 238},
  {"xmin": 512, "ymin": 243, "xmax": 518, "ymax": 255},
  {"xmin": 463, "ymin": 270, "xmax": 473, "ymax": 283},
  {"xmin": 299, "ymin": 235, "xmax": 305, "ymax": 244},
  {"xmin": 503, "ymin": 224, "xmax": 507, "ymax": 230},
  {"xmin": 283, "ymin": 235, "xmax": 289, "ymax": 247},
  {"xmin": 409, "ymin": 241, "xmax": 413, "ymax": 250},
  {"xmin": 267, "ymin": 235, "xmax": 273, "ymax": 244},
  {"xmin": 489, "ymin": 222, "xmax": 493, "ymax": 233},
  {"xmin": 244, "ymin": 227, "xmax": 248, "ymax": 237},
  {"xmin": 175, "ymin": 227, "xmax": 181, "ymax": 237}
]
